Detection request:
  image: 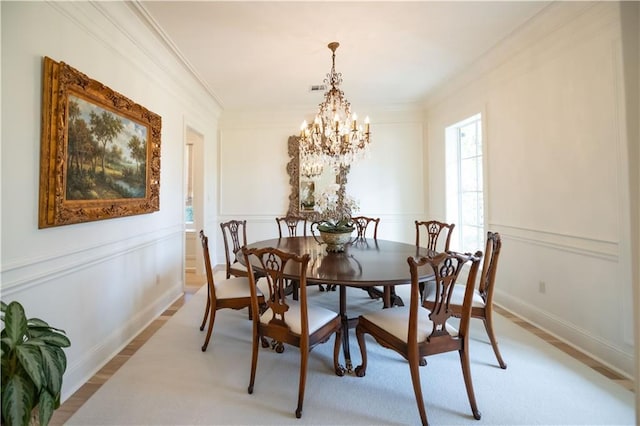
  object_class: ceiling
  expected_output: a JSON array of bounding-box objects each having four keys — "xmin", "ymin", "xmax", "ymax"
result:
[{"xmin": 138, "ymin": 1, "xmax": 551, "ymax": 110}]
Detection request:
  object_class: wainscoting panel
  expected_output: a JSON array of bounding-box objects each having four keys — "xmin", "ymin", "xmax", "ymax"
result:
[{"xmin": 491, "ymin": 227, "xmax": 633, "ymax": 377}]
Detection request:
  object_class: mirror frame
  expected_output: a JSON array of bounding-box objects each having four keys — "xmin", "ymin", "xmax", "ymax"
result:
[{"xmin": 286, "ymin": 135, "xmax": 349, "ymax": 220}]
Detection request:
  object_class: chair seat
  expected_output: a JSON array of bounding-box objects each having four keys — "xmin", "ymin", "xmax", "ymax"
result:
[
  {"xmin": 424, "ymin": 282, "xmax": 486, "ymax": 308},
  {"xmin": 216, "ymin": 276, "xmax": 262, "ymax": 299},
  {"xmin": 229, "ymin": 262, "xmax": 248, "ymax": 274},
  {"xmin": 260, "ymin": 301, "xmax": 339, "ymax": 335},
  {"xmin": 361, "ymin": 306, "xmax": 458, "ymax": 343}
]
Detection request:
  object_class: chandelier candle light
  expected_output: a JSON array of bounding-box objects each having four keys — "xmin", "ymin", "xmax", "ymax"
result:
[{"xmin": 299, "ymin": 42, "xmax": 371, "ymax": 171}]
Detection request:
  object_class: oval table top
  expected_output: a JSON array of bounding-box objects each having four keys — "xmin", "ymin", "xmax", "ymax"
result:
[{"xmin": 244, "ymin": 236, "xmax": 434, "ymax": 288}]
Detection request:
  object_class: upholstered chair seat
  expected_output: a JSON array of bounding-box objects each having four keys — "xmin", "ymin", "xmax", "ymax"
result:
[
  {"xmin": 424, "ymin": 283, "xmax": 486, "ymax": 309},
  {"xmin": 259, "ymin": 300, "xmax": 339, "ymax": 335},
  {"xmin": 360, "ymin": 306, "xmax": 459, "ymax": 342},
  {"xmin": 214, "ymin": 276, "xmax": 261, "ymax": 299}
]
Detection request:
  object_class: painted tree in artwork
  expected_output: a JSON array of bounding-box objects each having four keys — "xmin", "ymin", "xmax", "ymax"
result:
[
  {"xmin": 90, "ymin": 110, "xmax": 124, "ymax": 175},
  {"xmin": 68, "ymin": 100, "xmax": 97, "ymax": 173},
  {"xmin": 127, "ymin": 135, "xmax": 146, "ymax": 176}
]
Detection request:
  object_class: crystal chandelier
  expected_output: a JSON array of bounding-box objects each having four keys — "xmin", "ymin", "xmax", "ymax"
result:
[{"xmin": 299, "ymin": 42, "xmax": 370, "ymax": 171}]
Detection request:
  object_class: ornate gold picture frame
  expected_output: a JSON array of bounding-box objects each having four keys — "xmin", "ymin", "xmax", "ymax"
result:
[{"xmin": 39, "ymin": 57, "xmax": 161, "ymax": 228}]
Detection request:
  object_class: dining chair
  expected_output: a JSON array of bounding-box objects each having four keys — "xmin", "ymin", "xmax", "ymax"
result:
[
  {"xmin": 220, "ymin": 219, "xmax": 250, "ymax": 279},
  {"xmin": 414, "ymin": 219, "xmax": 455, "ymax": 301},
  {"xmin": 350, "ymin": 216, "xmax": 399, "ymax": 304},
  {"xmin": 352, "ymin": 216, "xmax": 380, "ymax": 240},
  {"xmin": 415, "ymin": 220, "xmax": 455, "ymax": 252},
  {"xmin": 423, "ymin": 231, "xmax": 506, "ymax": 369},
  {"xmin": 276, "ymin": 215, "xmax": 308, "ymax": 299},
  {"xmin": 310, "ymin": 220, "xmax": 333, "ymax": 292},
  {"xmin": 276, "ymin": 215, "xmax": 308, "ymax": 238},
  {"xmin": 242, "ymin": 246, "xmax": 343, "ymax": 419},
  {"xmin": 198, "ymin": 230, "xmax": 264, "ymax": 352},
  {"xmin": 354, "ymin": 250, "xmax": 483, "ymax": 426},
  {"xmin": 199, "ymin": 220, "xmax": 251, "ymax": 331}
]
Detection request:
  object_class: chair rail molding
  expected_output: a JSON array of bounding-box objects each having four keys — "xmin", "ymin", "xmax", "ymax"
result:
[
  {"xmin": 490, "ymin": 224, "xmax": 618, "ymax": 261},
  {"xmin": 1, "ymin": 226, "xmax": 183, "ymax": 294}
]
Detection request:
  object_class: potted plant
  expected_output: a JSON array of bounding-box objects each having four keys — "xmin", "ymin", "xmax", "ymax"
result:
[
  {"xmin": 1, "ymin": 301, "xmax": 70, "ymax": 426},
  {"xmin": 312, "ymin": 184, "xmax": 359, "ymax": 252}
]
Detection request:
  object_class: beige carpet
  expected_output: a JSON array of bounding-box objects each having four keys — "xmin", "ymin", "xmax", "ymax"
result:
[{"xmin": 68, "ymin": 273, "xmax": 634, "ymax": 425}]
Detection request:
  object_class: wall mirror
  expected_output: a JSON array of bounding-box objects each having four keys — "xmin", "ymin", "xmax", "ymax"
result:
[{"xmin": 286, "ymin": 135, "xmax": 349, "ymax": 220}]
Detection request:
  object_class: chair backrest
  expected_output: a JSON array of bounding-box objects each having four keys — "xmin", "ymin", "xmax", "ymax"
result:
[
  {"xmin": 243, "ymin": 247, "xmax": 312, "ymax": 337},
  {"xmin": 352, "ymin": 216, "xmax": 380, "ymax": 240},
  {"xmin": 477, "ymin": 232, "xmax": 502, "ymax": 304},
  {"xmin": 409, "ymin": 250, "xmax": 482, "ymax": 344},
  {"xmin": 415, "ymin": 220, "xmax": 455, "ymax": 252},
  {"xmin": 220, "ymin": 219, "xmax": 248, "ymax": 276},
  {"xmin": 276, "ymin": 216, "xmax": 308, "ymax": 238},
  {"xmin": 199, "ymin": 230, "xmax": 217, "ymax": 302}
]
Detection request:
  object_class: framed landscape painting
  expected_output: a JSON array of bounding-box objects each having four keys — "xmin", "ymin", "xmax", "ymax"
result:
[{"xmin": 39, "ymin": 57, "xmax": 161, "ymax": 228}]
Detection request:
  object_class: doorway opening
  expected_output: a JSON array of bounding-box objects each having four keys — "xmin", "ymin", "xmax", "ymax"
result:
[{"xmin": 184, "ymin": 127, "xmax": 205, "ymax": 290}]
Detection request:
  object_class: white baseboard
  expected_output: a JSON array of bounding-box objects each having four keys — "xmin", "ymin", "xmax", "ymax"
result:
[
  {"xmin": 60, "ymin": 284, "xmax": 183, "ymax": 402},
  {"xmin": 496, "ymin": 290, "xmax": 634, "ymax": 379}
]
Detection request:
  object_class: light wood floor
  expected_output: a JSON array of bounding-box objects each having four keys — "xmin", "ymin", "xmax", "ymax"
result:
[{"xmin": 50, "ymin": 274, "xmax": 634, "ymax": 425}]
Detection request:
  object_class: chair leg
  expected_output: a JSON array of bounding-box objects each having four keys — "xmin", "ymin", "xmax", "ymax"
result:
[
  {"xmin": 284, "ymin": 279, "xmax": 300, "ymax": 300},
  {"xmin": 459, "ymin": 348, "xmax": 481, "ymax": 420},
  {"xmin": 201, "ymin": 304, "xmax": 217, "ymax": 352},
  {"xmin": 296, "ymin": 347, "xmax": 309, "ymax": 418},
  {"xmin": 354, "ymin": 326, "xmax": 368, "ymax": 377},
  {"xmin": 293, "ymin": 280, "xmax": 299, "ymax": 301},
  {"xmin": 248, "ymin": 329, "xmax": 260, "ymax": 394},
  {"xmin": 318, "ymin": 283, "xmax": 337, "ymax": 291},
  {"xmin": 199, "ymin": 285, "xmax": 210, "ymax": 331},
  {"xmin": 333, "ymin": 327, "xmax": 345, "ymax": 376},
  {"xmin": 483, "ymin": 313, "xmax": 507, "ymax": 369},
  {"xmin": 365, "ymin": 287, "xmax": 380, "ymax": 300},
  {"xmin": 408, "ymin": 355, "xmax": 428, "ymax": 426}
]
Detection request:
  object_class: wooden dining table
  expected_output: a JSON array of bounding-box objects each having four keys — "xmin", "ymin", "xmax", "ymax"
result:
[{"xmin": 243, "ymin": 236, "xmax": 435, "ymax": 374}]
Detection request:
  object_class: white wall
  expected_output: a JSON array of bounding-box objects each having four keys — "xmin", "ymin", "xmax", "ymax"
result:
[
  {"xmin": 217, "ymin": 106, "xmax": 425, "ymax": 263},
  {"xmin": 2, "ymin": 0, "xmax": 636, "ymax": 408},
  {"xmin": 1, "ymin": 2, "xmax": 220, "ymax": 400},
  {"xmin": 425, "ymin": 2, "xmax": 635, "ymax": 376},
  {"xmin": 618, "ymin": 1, "xmax": 639, "ymax": 417}
]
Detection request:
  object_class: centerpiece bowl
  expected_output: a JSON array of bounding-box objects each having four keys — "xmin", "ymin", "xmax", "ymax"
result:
[{"xmin": 318, "ymin": 227, "xmax": 354, "ymax": 252}]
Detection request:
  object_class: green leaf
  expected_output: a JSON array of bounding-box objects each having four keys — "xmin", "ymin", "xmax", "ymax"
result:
[
  {"xmin": 4, "ymin": 302, "xmax": 28, "ymax": 348},
  {"xmin": 318, "ymin": 223, "xmax": 355, "ymax": 234},
  {"xmin": 40, "ymin": 345, "xmax": 65, "ymax": 396},
  {"xmin": 31, "ymin": 331, "xmax": 70, "ymax": 348},
  {"xmin": 16, "ymin": 343, "xmax": 44, "ymax": 391},
  {"xmin": 53, "ymin": 346, "xmax": 67, "ymax": 373},
  {"xmin": 1, "ymin": 300, "xmax": 8, "ymax": 312},
  {"xmin": 38, "ymin": 390, "xmax": 56, "ymax": 426},
  {"xmin": 27, "ymin": 318, "xmax": 50, "ymax": 328},
  {"xmin": 2, "ymin": 375, "xmax": 35, "ymax": 426}
]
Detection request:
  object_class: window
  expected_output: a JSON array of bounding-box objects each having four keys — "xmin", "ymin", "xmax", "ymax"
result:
[{"xmin": 445, "ymin": 114, "xmax": 484, "ymax": 253}]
